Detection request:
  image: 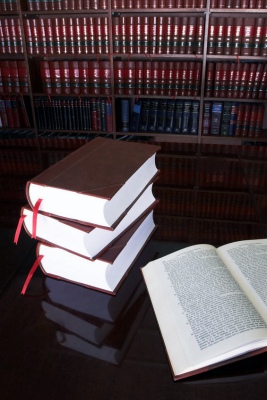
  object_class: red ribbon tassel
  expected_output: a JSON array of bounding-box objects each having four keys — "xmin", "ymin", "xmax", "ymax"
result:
[
  {"xmin": 32, "ymin": 198, "xmax": 43, "ymax": 239},
  {"xmin": 14, "ymin": 214, "xmax": 26, "ymax": 244},
  {"xmin": 21, "ymin": 255, "xmax": 44, "ymax": 295}
]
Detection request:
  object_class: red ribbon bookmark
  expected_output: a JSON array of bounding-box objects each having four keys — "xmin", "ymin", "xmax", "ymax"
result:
[
  {"xmin": 21, "ymin": 255, "xmax": 44, "ymax": 295},
  {"xmin": 32, "ymin": 198, "xmax": 43, "ymax": 239},
  {"xmin": 14, "ymin": 214, "xmax": 26, "ymax": 244}
]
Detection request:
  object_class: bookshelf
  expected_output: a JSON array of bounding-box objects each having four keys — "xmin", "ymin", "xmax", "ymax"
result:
[{"xmin": 0, "ymin": 0, "xmax": 267, "ymax": 144}]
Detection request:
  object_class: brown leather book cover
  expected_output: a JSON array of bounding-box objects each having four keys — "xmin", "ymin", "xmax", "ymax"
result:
[{"xmin": 26, "ymin": 137, "xmax": 160, "ymax": 227}]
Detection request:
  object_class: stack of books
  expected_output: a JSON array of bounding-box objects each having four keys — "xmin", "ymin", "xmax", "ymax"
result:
[{"xmin": 16, "ymin": 137, "xmax": 160, "ymax": 294}]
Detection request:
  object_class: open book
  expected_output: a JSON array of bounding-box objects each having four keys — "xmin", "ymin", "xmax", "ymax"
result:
[
  {"xmin": 26, "ymin": 137, "xmax": 160, "ymax": 229},
  {"xmin": 141, "ymin": 238, "xmax": 267, "ymax": 380}
]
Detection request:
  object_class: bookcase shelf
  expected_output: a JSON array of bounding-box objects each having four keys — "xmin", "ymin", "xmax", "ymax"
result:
[{"xmin": 0, "ymin": 1, "xmax": 267, "ymax": 144}]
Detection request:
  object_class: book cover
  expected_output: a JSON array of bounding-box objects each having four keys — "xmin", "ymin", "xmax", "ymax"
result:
[
  {"xmin": 121, "ymin": 98, "xmax": 129, "ymax": 132},
  {"xmin": 220, "ymin": 102, "xmax": 232, "ymax": 136},
  {"xmin": 26, "ymin": 137, "xmax": 160, "ymax": 229},
  {"xmin": 173, "ymin": 100, "xmax": 184, "ymax": 135},
  {"xmin": 138, "ymin": 98, "xmax": 150, "ymax": 132},
  {"xmin": 130, "ymin": 98, "xmax": 142, "ymax": 132},
  {"xmin": 228, "ymin": 102, "xmax": 239, "ymax": 137},
  {"xmin": 148, "ymin": 99, "xmax": 159, "ymax": 133},
  {"xmin": 190, "ymin": 101, "xmax": 199, "ymax": 136},
  {"xmin": 165, "ymin": 99, "xmax": 175, "ymax": 133},
  {"xmin": 181, "ymin": 101, "xmax": 192, "ymax": 135},
  {"xmin": 202, "ymin": 101, "xmax": 212, "ymax": 136}
]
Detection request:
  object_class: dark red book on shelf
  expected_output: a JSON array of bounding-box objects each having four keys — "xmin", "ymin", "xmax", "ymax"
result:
[
  {"xmin": 112, "ymin": 16, "xmax": 120, "ymax": 54},
  {"xmin": 23, "ymin": 18, "xmax": 32, "ymax": 55},
  {"xmin": 252, "ymin": 63, "xmax": 264, "ymax": 100},
  {"xmin": 53, "ymin": 17, "xmax": 63, "ymax": 55},
  {"xmin": 258, "ymin": 63, "xmax": 267, "ymax": 99},
  {"xmin": 142, "ymin": 16, "xmax": 149, "ymax": 55},
  {"xmin": 241, "ymin": 18, "xmax": 255, "ymax": 56},
  {"xmin": 171, "ymin": 16, "xmax": 180, "ymax": 55},
  {"xmin": 0, "ymin": 67, "xmax": 3, "ymax": 93},
  {"xmin": 179, "ymin": 17, "xmax": 188, "ymax": 54},
  {"xmin": 180, "ymin": 61, "xmax": 188, "ymax": 97},
  {"xmin": 69, "ymin": 60, "xmax": 80, "ymax": 95},
  {"xmin": 44, "ymin": 18, "xmax": 54, "ymax": 55},
  {"xmin": 193, "ymin": 62, "xmax": 202, "ymax": 97},
  {"xmin": 39, "ymin": 19, "xmax": 47, "ymax": 55},
  {"xmin": 105, "ymin": 98, "xmax": 113, "ymax": 132},
  {"xmin": 166, "ymin": 61, "xmax": 175, "ymax": 97},
  {"xmin": 79, "ymin": 61, "xmax": 89, "ymax": 95},
  {"xmin": 97, "ymin": 17, "xmax": 109, "ymax": 54},
  {"xmin": 0, "ymin": 60, "xmax": 11, "ymax": 93},
  {"xmin": 173, "ymin": 61, "xmax": 181, "ymax": 97},
  {"xmin": 17, "ymin": 60, "xmax": 28, "ymax": 94},
  {"xmin": 227, "ymin": 63, "xmax": 235, "ymax": 99},
  {"xmin": 127, "ymin": 16, "xmax": 135, "ymax": 55},
  {"xmin": 224, "ymin": 17, "xmax": 234, "ymax": 56},
  {"xmin": 73, "ymin": 17, "xmax": 82, "ymax": 55},
  {"xmin": 235, "ymin": 103, "xmax": 245, "ymax": 137},
  {"xmin": 2, "ymin": 18, "xmax": 12, "ymax": 54},
  {"xmin": 143, "ymin": 61, "xmax": 152, "ymax": 96},
  {"xmin": 239, "ymin": 63, "xmax": 250, "ymax": 99},
  {"xmin": 252, "ymin": 18, "xmax": 265, "ymax": 57},
  {"xmin": 232, "ymin": 63, "xmax": 242, "ymax": 99},
  {"xmin": 215, "ymin": 17, "xmax": 226, "ymax": 56},
  {"xmin": 241, "ymin": 103, "xmax": 251, "ymax": 137},
  {"xmin": 260, "ymin": 18, "xmax": 267, "ymax": 57},
  {"xmin": 10, "ymin": 62, "xmax": 20, "ymax": 95},
  {"xmin": 247, "ymin": 104, "xmax": 258, "ymax": 138},
  {"xmin": 151, "ymin": 61, "xmax": 159, "ymax": 96},
  {"xmin": 207, "ymin": 16, "xmax": 216, "ymax": 55},
  {"xmin": 213, "ymin": 62, "xmax": 222, "ymax": 98},
  {"xmin": 254, "ymin": 104, "xmax": 264, "ymax": 138},
  {"xmin": 232, "ymin": 17, "xmax": 243, "ymax": 56},
  {"xmin": 156, "ymin": 16, "xmax": 165, "ymax": 55},
  {"xmin": 219, "ymin": 63, "xmax": 230, "ymax": 98},
  {"xmin": 186, "ymin": 61, "xmax": 195, "ymax": 97},
  {"xmin": 195, "ymin": 16, "xmax": 204, "ymax": 55},
  {"xmin": 205, "ymin": 62, "xmax": 215, "ymax": 98},
  {"xmin": 158, "ymin": 61, "xmax": 167, "ymax": 96},
  {"xmin": 149, "ymin": 16, "xmax": 157, "ymax": 55},
  {"xmin": 60, "ymin": 61, "xmax": 71, "ymax": 95},
  {"xmin": 29, "ymin": 19, "xmax": 40, "ymax": 56},
  {"xmin": 114, "ymin": 60, "xmax": 125, "ymax": 95},
  {"xmin": 17, "ymin": 95, "xmax": 31, "ymax": 128},
  {"xmin": 135, "ymin": 61, "xmax": 143, "ymax": 96},
  {"xmin": 99, "ymin": 61, "xmax": 111, "ymax": 96},
  {"xmin": 40, "ymin": 61, "xmax": 52, "ymax": 95},
  {"xmin": 187, "ymin": 17, "xmax": 196, "ymax": 55},
  {"xmin": 50, "ymin": 61, "xmax": 62, "ymax": 95},
  {"xmin": 9, "ymin": 18, "xmax": 19, "ymax": 55},
  {"xmin": 165, "ymin": 17, "xmax": 173, "ymax": 55},
  {"xmin": 245, "ymin": 63, "xmax": 257, "ymax": 100},
  {"xmin": 124, "ymin": 61, "xmax": 135, "ymax": 96},
  {"xmin": 228, "ymin": 102, "xmax": 238, "ymax": 137}
]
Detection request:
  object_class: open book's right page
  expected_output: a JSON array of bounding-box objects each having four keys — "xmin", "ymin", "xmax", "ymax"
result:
[{"xmin": 218, "ymin": 239, "xmax": 267, "ymax": 325}]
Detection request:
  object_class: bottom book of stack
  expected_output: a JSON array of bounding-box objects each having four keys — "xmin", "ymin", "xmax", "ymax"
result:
[
  {"xmin": 41, "ymin": 241, "xmax": 155, "ymax": 365},
  {"xmin": 35, "ymin": 210, "xmax": 156, "ymax": 294}
]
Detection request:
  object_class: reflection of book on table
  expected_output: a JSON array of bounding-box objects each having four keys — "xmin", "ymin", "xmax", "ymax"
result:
[
  {"xmin": 43, "ymin": 239, "xmax": 156, "ymax": 322},
  {"xmin": 55, "ymin": 282, "xmax": 150, "ymax": 365},
  {"xmin": 37, "ymin": 211, "xmax": 156, "ymax": 294},
  {"xmin": 142, "ymin": 239, "xmax": 267, "ymax": 380}
]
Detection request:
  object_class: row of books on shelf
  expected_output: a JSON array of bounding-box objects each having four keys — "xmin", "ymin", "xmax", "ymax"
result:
[
  {"xmin": 0, "ymin": 17, "xmax": 23, "ymax": 55},
  {"xmin": 0, "ymin": 60, "xmax": 28, "ymax": 94},
  {"xmin": 24, "ymin": 17, "xmax": 109, "ymax": 56},
  {"xmin": 205, "ymin": 62, "xmax": 267, "ymax": 100},
  {"xmin": 203, "ymin": 101, "xmax": 264, "ymax": 137},
  {"xmin": 34, "ymin": 96, "xmax": 112, "ymax": 132},
  {"xmin": 0, "ymin": 95, "xmax": 31, "ymax": 129},
  {"xmin": 208, "ymin": 17, "xmax": 267, "ymax": 57},
  {"xmin": 0, "ymin": 0, "xmax": 18, "ymax": 11},
  {"xmin": 24, "ymin": 0, "xmax": 208, "ymax": 11},
  {"xmin": 40, "ymin": 60, "xmax": 111, "ymax": 96},
  {"xmin": 26, "ymin": 0, "xmax": 108, "ymax": 11},
  {"xmin": 114, "ymin": 60, "xmax": 202, "ymax": 97},
  {"xmin": 119, "ymin": 98, "xmax": 199, "ymax": 135},
  {"xmin": 21, "ymin": 0, "xmax": 267, "ymax": 10},
  {"xmin": 113, "ymin": 16, "xmax": 204, "ymax": 55}
]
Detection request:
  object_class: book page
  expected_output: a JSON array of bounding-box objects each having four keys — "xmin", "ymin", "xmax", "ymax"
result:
[
  {"xmin": 142, "ymin": 244, "xmax": 267, "ymax": 377},
  {"xmin": 218, "ymin": 239, "xmax": 267, "ymax": 325}
]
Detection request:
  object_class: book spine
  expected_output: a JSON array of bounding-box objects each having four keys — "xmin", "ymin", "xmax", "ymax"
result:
[
  {"xmin": 50, "ymin": 61, "xmax": 61, "ymax": 95},
  {"xmin": 210, "ymin": 101, "xmax": 223, "ymax": 135},
  {"xmin": 224, "ymin": 17, "xmax": 234, "ymax": 56},
  {"xmin": 79, "ymin": 60, "xmax": 89, "ymax": 95},
  {"xmin": 220, "ymin": 102, "xmax": 232, "ymax": 136},
  {"xmin": 205, "ymin": 62, "xmax": 214, "ymax": 98},
  {"xmin": 238, "ymin": 63, "xmax": 250, "ymax": 99},
  {"xmin": 114, "ymin": 60, "xmax": 124, "ymax": 95},
  {"xmin": 0, "ymin": 98, "xmax": 8, "ymax": 127},
  {"xmin": 202, "ymin": 101, "xmax": 212, "ymax": 136},
  {"xmin": 228, "ymin": 102, "xmax": 238, "ymax": 137},
  {"xmin": 130, "ymin": 98, "xmax": 142, "ymax": 132},
  {"xmin": 99, "ymin": 60, "xmax": 111, "ymax": 96},
  {"xmin": 88, "ymin": 61, "xmax": 100, "ymax": 95},
  {"xmin": 252, "ymin": 18, "xmax": 265, "ymax": 57},
  {"xmin": 135, "ymin": 61, "xmax": 143, "ymax": 95},
  {"xmin": 143, "ymin": 61, "xmax": 152, "ymax": 96},
  {"xmin": 219, "ymin": 63, "xmax": 230, "ymax": 98},
  {"xmin": 213, "ymin": 62, "xmax": 222, "ymax": 98},
  {"xmin": 105, "ymin": 98, "xmax": 113, "ymax": 132},
  {"xmin": 195, "ymin": 16, "xmax": 204, "ymax": 55},
  {"xmin": 232, "ymin": 17, "xmax": 243, "ymax": 55},
  {"xmin": 124, "ymin": 61, "xmax": 135, "ymax": 96},
  {"xmin": 139, "ymin": 98, "xmax": 150, "ymax": 132},
  {"xmin": 17, "ymin": 96, "xmax": 31, "ymax": 128},
  {"xmin": 240, "ymin": 17, "xmax": 255, "ymax": 56},
  {"xmin": 121, "ymin": 98, "xmax": 129, "ymax": 132},
  {"xmin": 148, "ymin": 98, "xmax": 159, "ymax": 133},
  {"xmin": 187, "ymin": 16, "xmax": 196, "ymax": 55},
  {"xmin": 173, "ymin": 100, "xmax": 184, "ymax": 134},
  {"xmin": 181, "ymin": 100, "xmax": 192, "ymax": 134},
  {"xmin": 165, "ymin": 99, "xmax": 175, "ymax": 133},
  {"xmin": 235, "ymin": 103, "xmax": 245, "ymax": 136},
  {"xmin": 215, "ymin": 17, "xmax": 226, "ymax": 56},
  {"xmin": 156, "ymin": 99, "xmax": 167, "ymax": 133},
  {"xmin": 190, "ymin": 101, "xmax": 199, "ymax": 135},
  {"xmin": 207, "ymin": 16, "xmax": 216, "ymax": 55}
]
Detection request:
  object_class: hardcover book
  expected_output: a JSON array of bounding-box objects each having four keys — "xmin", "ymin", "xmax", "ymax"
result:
[
  {"xmin": 26, "ymin": 137, "xmax": 160, "ymax": 229},
  {"xmin": 142, "ymin": 239, "xmax": 267, "ymax": 380},
  {"xmin": 36, "ymin": 210, "xmax": 156, "ymax": 294}
]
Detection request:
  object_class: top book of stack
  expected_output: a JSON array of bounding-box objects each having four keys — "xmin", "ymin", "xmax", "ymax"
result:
[{"xmin": 26, "ymin": 137, "xmax": 160, "ymax": 229}]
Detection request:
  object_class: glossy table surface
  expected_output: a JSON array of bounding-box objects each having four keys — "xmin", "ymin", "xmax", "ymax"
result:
[{"xmin": 1, "ymin": 142, "xmax": 267, "ymax": 400}]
